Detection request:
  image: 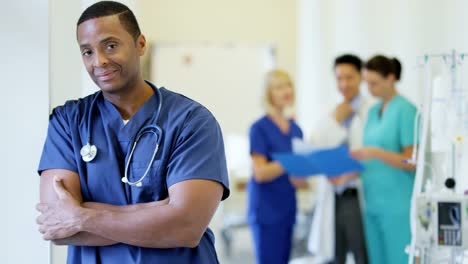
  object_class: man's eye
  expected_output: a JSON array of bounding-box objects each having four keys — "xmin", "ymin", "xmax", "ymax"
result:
[
  {"xmin": 82, "ymin": 50, "xmax": 92, "ymax": 57},
  {"xmin": 107, "ymin": 44, "xmax": 117, "ymax": 50}
]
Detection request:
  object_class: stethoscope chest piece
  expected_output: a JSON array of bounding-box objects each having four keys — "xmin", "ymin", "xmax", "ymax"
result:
[{"xmin": 81, "ymin": 143, "xmax": 97, "ymax": 162}]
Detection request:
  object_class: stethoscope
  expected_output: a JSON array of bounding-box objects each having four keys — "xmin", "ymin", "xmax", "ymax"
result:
[{"xmin": 80, "ymin": 87, "xmax": 163, "ymax": 187}]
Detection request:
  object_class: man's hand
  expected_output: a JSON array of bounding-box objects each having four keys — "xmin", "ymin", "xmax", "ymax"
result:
[
  {"xmin": 329, "ymin": 172, "xmax": 358, "ymax": 186},
  {"xmin": 36, "ymin": 176, "xmax": 86, "ymax": 240},
  {"xmin": 334, "ymin": 102, "xmax": 353, "ymax": 123}
]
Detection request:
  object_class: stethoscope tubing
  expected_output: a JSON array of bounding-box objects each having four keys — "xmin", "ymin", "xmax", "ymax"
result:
[{"xmin": 82, "ymin": 86, "xmax": 164, "ymax": 187}]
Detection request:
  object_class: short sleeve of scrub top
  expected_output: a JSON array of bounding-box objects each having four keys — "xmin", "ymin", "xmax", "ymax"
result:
[
  {"xmin": 249, "ymin": 122, "xmax": 269, "ymax": 157},
  {"xmin": 166, "ymin": 106, "xmax": 230, "ymax": 200},
  {"xmin": 399, "ymin": 102, "xmax": 417, "ymax": 147},
  {"xmin": 38, "ymin": 106, "xmax": 78, "ymax": 174}
]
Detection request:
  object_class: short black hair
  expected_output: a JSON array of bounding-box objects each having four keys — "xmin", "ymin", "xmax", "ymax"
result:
[
  {"xmin": 334, "ymin": 54, "xmax": 362, "ymax": 72},
  {"xmin": 77, "ymin": 1, "xmax": 141, "ymax": 40},
  {"xmin": 365, "ymin": 55, "xmax": 402, "ymax": 81}
]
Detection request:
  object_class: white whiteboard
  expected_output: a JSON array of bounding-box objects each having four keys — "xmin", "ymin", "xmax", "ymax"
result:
[{"xmin": 150, "ymin": 43, "xmax": 275, "ymax": 135}]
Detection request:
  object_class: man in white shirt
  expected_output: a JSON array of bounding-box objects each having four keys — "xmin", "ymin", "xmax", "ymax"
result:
[{"xmin": 309, "ymin": 55, "xmax": 372, "ymax": 264}]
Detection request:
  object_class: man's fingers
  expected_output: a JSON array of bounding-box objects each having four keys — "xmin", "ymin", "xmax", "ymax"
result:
[
  {"xmin": 36, "ymin": 214, "xmax": 45, "ymax": 225},
  {"xmin": 43, "ymin": 228, "xmax": 58, "ymax": 241},
  {"xmin": 53, "ymin": 176, "xmax": 69, "ymax": 199},
  {"xmin": 38, "ymin": 225, "xmax": 46, "ymax": 234},
  {"xmin": 36, "ymin": 203, "xmax": 47, "ymax": 213},
  {"xmin": 43, "ymin": 228, "xmax": 70, "ymax": 241},
  {"xmin": 43, "ymin": 232, "xmax": 52, "ymax": 241}
]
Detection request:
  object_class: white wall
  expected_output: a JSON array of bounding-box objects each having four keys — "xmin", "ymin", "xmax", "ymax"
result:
[
  {"xmin": 1, "ymin": 1, "xmax": 50, "ymax": 263},
  {"xmin": 50, "ymin": 0, "xmax": 83, "ymax": 107},
  {"xmin": 137, "ymin": 0, "xmax": 297, "ymax": 78}
]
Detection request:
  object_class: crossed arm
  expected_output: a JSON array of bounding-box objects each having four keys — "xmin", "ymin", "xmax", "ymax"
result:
[{"xmin": 37, "ymin": 169, "xmax": 223, "ymax": 248}]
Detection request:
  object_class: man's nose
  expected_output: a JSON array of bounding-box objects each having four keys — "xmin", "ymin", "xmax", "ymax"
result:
[{"xmin": 93, "ymin": 51, "xmax": 109, "ymax": 67}]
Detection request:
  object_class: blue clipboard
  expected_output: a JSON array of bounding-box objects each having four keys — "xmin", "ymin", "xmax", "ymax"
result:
[{"xmin": 272, "ymin": 145, "xmax": 364, "ymax": 177}]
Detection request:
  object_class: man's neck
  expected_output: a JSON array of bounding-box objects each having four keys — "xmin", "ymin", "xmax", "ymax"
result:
[{"xmin": 103, "ymin": 78, "xmax": 154, "ymax": 120}]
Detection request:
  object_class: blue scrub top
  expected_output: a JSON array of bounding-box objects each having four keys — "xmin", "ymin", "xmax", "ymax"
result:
[
  {"xmin": 361, "ymin": 95, "xmax": 416, "ymax": 214},
  {"xmin": 247, "ymin": 115, "xmax": 303, "ymax": 225},
  {"xmin": 38, "ymin": 81, "xmax": 230, "ymax": 264}
]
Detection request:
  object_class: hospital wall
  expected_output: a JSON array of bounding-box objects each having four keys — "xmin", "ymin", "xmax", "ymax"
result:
[
  {"xmin": 2, "ymin": 0, "xmax": 50, "ymax": 263},
  {"xmin": 49, "ymin": 0, "xmax": 83, "ymax": 108},
  {"xmin": 137, "ymin": 0, "xmax": 297, "ymax": 78}
]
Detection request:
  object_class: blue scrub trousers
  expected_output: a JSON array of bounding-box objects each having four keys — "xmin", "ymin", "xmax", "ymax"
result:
[
  {"xmin": 364, "ymin": 210, "xmax": 411, "ymax": 264},
  {"xmin": 250, "ymin": 223, "xmax": 293, "ymax": 264}
]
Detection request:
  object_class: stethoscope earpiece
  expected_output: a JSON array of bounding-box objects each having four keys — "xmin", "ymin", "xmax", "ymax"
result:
[{"xmin": 121, "ymin": 176, "xmax": 144, "ymax": 187}]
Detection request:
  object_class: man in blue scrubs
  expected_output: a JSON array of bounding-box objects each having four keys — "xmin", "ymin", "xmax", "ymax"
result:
[{"xmin": 36, "ymin": 1, "xmax": 229, "ymax": 263}]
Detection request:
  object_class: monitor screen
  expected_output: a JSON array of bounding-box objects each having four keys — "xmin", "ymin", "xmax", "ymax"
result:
[{"xmin": 438, "ymin": 202, "xmax": 462, "ymax": 246}]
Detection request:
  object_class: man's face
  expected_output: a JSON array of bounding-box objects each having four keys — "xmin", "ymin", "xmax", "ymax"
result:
[
  {"xmin": 334, "ymin": 63, "xmax": 362, "ymax": 101},
  {"xmin": 77, "ymin": 15, "xmax": 145, "ymax": 94}
]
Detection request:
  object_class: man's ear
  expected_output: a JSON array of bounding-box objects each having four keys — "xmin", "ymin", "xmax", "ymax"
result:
[{"xmin": 137, "ymin": 34, "xmax": 146, "ymax": 56}]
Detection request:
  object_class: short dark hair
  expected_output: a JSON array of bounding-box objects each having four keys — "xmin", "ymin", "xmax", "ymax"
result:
[
  {"xmin": 77, "ymin": 1, "xmax": 141, "ymax": 40},
  {"xmin": 334, "ymin": 54, "xmax": 362, "ymax": 72},
  {"xmin": 364, "ymin": 55, "xmax": 402, "ymax": 81}
]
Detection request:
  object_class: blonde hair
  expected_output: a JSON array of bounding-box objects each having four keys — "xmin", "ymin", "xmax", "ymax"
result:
[{"xmin": 262, "ymin": 69, "xmax": 295, "ymax": 113}]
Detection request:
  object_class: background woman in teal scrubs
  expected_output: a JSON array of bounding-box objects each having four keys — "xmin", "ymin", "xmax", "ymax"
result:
[{"xmin": 351, "ymin": 55, "xmax": 417, "ymax": 264}]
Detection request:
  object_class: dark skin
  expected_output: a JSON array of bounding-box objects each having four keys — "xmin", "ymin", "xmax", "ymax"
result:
[
  {"xmin": 36, "ymin": 15, "xmax": 223, "ymax": 248},
  {"xmin": 78, "ymin": 15, "xmax": 152, "ymax": 119}
]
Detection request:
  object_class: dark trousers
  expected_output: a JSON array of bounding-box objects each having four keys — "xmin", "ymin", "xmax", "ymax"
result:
[{"xmin": 333, "ymin": 189, "xmax": 368, "ymax": 264}]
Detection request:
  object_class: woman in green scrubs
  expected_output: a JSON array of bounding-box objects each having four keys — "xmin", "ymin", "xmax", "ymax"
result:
[{"xmin": 352, "ymin": 55, "xmax": 417, "ymax": 264}]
